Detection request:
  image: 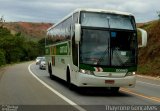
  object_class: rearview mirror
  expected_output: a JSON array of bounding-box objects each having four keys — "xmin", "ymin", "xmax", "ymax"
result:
[
  {"xmin": 75, "ymin": 24, "xmax": 81, "ymax": 43},
  {"xmin": 137, "ymin": 28, "xmax": 147, "ymax": 48}
]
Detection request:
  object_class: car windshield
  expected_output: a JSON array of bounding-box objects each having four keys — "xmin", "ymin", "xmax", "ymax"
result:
[
  {"xmin": 37, "ymin": 57, "xmax": 45, "ymax": 60},
  {"xmin": 41, "ymin": 59, "xmax": 46, "ymax": 62}
]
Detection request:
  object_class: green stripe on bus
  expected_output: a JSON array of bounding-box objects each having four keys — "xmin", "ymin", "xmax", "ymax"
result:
[
  {"xmin": 45, "ymin": 42, "xmax": 69, "ymax": 55},
  {"xmin": 45, "ymin": 47, "xmax": 50, "ymax": 55},
  {"xmin": 79, "ymin": 64, "xmax": 95, "ymax": 71},
  {"xmin": 79, "ymin": 64, "xmax": 137, "ymax": 72},
  {"xmin": 103, "ymin": 67, "xmax": 137, "ymax": 72},
  {"xmin": 56, "ymin": 43, "xmax": 68, "ymax": 55}
]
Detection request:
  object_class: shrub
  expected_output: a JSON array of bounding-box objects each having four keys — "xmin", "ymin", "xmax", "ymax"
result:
[{"xmin": 0, "ymin": 49, "xmax": 6, "ymax": 66}]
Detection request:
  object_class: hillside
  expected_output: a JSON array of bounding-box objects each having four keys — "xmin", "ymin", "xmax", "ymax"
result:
[
  {"xmin": 1, "ymin": 20, "xmax": 160, "ymax": 76},
  {"xmin": 138, "ymin": 20, "xmax": 160, "ymax": 76},
  {"xmin": 4, "ymin": 22, "xmax": 53, "ymax": 41}
]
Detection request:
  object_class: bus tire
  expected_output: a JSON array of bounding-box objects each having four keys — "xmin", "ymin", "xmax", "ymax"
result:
[
  {"xmin": 66, "ymin": 67, "xmax": 73, "ymax": 90},
  {"xmin": 110, "ymin": 87, "xmax": 120, "ymax": 93},
  {"xmin": 49, "ymin": 64, "xmax": 53, "ymax": 79}
]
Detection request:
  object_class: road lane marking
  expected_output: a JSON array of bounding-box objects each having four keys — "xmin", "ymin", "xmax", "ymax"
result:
[
  {"xmin": 137, "ymin": 81, "xmax": 160, "ymax": 87},
  {"xmin": 136, "ymin": 75, "xmax": 160, "ymax": 80},
  {"xmin": 28, "ymin": 63, "xmax": 86, "ymax": 111},
  {"xmin": 29, "ymin": 62, "xmax": 160, "ymax": 105},
  {"xmin": 120, "ymin": 88, "xmax": 160, "ymax": 103}
]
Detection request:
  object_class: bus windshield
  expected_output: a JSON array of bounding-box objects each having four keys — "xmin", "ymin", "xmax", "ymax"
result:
[
  {"xmin": 80, "ymin": 12, "xmax": 137, "ymax": 67},
  {"xmin": 80, "ymin": 29, "xmax": 137, "ymax": 67},
  {"xmin": 81, "ymin": 12, "xmax": 135, "ymax": 30},
  {"xmin": 80, "ymin": 29, "xmax": 110, "ymax": 66}
]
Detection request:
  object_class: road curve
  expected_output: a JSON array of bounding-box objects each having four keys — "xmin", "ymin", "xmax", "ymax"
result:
[
  {"xmin": 30, "ymin": 62, "xmax": 160, "ymax": 110},
  {"xmin": 0, "ymin": 61, "xmax": 160, "ymax": 111},
  {"xmin": 0, "ymin": 62, "xmax": 79, "ymax": 111}
]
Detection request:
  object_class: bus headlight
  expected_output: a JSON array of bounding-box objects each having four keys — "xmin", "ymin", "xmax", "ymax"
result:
[
  {"xmin": 80, "ymin": 69, "xmax": 94, "ymax": 75},
  {"xmin": 126, "ymin": 72, "xmax": 135, "ymax": 76}
]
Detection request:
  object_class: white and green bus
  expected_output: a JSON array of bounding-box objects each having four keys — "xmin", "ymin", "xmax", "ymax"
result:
[{"xmin": 45, "ymin": 8, "xmax": 147, "ymax": 92}]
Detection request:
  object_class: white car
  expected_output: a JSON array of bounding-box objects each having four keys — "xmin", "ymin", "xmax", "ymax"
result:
[
  {"xmin": 36, "ymin": 57, "xmax": 45, "ymax": 65},
  {"xmin": 39, "ymin": 59, "xmax": 46, "ymax": 70}
]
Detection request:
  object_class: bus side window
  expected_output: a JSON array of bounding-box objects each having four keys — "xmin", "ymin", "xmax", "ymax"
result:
[
  {"xmin": 72, "ymin": 36, "xmax": 78, "ymax": 66},
  {"xmin": 72, "ymin": 12, "xmax": 79, "ymax": 66}
]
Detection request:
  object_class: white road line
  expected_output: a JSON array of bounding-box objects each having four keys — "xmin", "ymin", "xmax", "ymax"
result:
[
  {"xmin": 137, "ymin": 81, "xmax": 160, "ymax": 87},
  {"xmin": 28, "ymin": 63, "xmax": 86, "ymax": 111},
  {"xmin": 136, "ymin": 75, "xmax": 160, "ymax": 80}
]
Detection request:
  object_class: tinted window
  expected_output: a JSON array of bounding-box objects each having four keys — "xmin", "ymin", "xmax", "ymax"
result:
[{"xmin": 81, "ymin": 12, "xmax": 135, "ymax": 30}]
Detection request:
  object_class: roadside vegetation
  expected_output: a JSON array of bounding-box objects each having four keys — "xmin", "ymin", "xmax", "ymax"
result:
[
  {"xmin": 0, "ymin": 16, "xmax": 160, "ymax": 77},
  {"xmin": 0, "ymin": 26, "xmax": 45, "ymax": 66}
]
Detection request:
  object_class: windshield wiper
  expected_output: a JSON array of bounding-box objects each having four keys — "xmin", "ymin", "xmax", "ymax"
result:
[
  {"xmin": 97, "ymin": 48, "xmax": 109, "ymax": 65},
  {"xmin": 114, "ymin": 50, "xmax": 125, "ymax": 66},
  {"xmin": 97, "ymin": 39, "xmax": 109, "ymax": 65},
  {"xmin": 96, "ymin": 17, "xmax": 111, "ymax": 65}
]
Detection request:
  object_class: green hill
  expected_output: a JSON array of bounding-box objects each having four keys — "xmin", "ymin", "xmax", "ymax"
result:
[{"xmin": 138, "ymin": 20, "xmax": 160, "ymax": 77}]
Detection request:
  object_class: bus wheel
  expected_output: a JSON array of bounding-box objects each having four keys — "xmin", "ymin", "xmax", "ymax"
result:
[
  {"xmin": 49, "ymin": 64, "xmax": 53, "ymax": 79},
  {"xmin": 110, "ymin": 87, "xmax": 120, "ymax": 93},
  {"xmin": 66, "ymin": 67, "xmax": 73, "ymax": 90}
]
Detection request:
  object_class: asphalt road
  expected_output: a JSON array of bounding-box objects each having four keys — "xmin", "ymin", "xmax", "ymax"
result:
[{"xmin": 0, "ymin": 62, "xmax": 160, "ymax": 111}]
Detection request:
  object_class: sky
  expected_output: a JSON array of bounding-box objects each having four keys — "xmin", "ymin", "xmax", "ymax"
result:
[{"xmin": 0, "ymin": 0, "xmax": 160, "ymax": 23}]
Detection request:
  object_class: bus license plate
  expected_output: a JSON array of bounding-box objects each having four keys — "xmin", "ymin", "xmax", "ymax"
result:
[{"xmin": 105, "ymin": 80, "xmax": 114, "ymax": 84}]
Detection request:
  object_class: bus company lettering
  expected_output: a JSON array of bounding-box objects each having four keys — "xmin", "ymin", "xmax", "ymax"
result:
[
  {"xmin": 60, "ymin": 46, "xmax": 67, "ymax": 54},
  {"xmin": 116, "ymin": 69, "xmax": 128, "ymax": 72},
  {"xmin": 45, "ymin": 48, "xmax": 49, "ymax": 55}
]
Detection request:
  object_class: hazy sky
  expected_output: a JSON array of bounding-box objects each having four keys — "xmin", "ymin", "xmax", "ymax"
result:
[{"xmin": 0, "ymin": 0, "xmax": 159, "ymax": 23}]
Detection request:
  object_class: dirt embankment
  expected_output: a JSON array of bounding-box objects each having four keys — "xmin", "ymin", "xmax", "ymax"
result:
[
  {"xmin": 138, "ymin": 20, "xmax": 160, "ymax": 77},
  {"xmin": 4, "ymin": 22, "xmax": 53, "ymax": 40}
]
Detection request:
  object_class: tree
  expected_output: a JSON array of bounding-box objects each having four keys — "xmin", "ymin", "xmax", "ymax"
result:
[
  {"xmin": 0, "ymin": 23, "xmax": 42, "ymax": 65},
  {"xmin": 38, "ymin": 38, "xmax": 45, "ymax": 55},
  {"xmin": 0, "ymin": 27, "xmax": 11, "ymax": 37},
  {"xmin": 0, "ymin": 49, "xmax": 6, "ymax": 66},
  {"xmin": 25, "ymin": 41, "xmax": 39, "ymax": 60}
]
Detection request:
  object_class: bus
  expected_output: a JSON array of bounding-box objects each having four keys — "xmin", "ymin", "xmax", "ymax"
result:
[{"xmin": 45, "ymin": 8, "xmax": 147, "ymax": 92}]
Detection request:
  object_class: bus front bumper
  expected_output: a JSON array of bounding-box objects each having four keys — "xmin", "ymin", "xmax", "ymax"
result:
[{"xmin": 76, "ymin": 73, "xmax": 136, "ymax": 87}]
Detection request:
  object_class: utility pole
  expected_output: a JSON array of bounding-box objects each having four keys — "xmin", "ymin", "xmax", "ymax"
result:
[
  {"xmin": 0, "ymin": 16, "xmax": 5, "ymax": 27},
  {"xmin": 157, "ymin": 11, "xmax": 160, "ymax": 20}
]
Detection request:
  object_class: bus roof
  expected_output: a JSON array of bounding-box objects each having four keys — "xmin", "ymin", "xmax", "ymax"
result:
[
  {"xmin": 74, "ymin": 8, "xmax": 133, "ymax": 16},
  {"xmin": 47, "ymin": 8, "xmax": 133, "ymax": 31}
]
